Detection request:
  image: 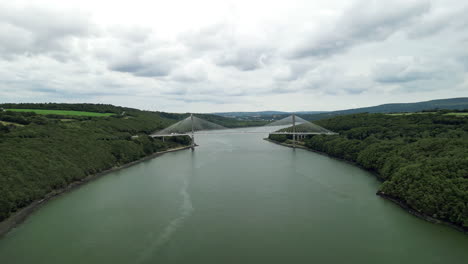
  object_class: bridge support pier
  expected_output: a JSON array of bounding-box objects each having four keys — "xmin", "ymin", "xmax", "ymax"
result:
[
  {"xmin": 292, "ymin": 114, "xmax": 296, "ymax": 149},
  {"xmin": 191, "ymin": 113, "xmax": 195, "ymax": 150}
]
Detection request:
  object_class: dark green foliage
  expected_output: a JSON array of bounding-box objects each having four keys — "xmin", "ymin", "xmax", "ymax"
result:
[
  {"xmin": 0, "ymin": 104, "xmax": 191, "ymax": 222},
  {"xmin": 0, "ymin": 103, "xmax": 123, "ymax": 114},
  {"xmin": 271, "ymin": 112, "xmax": 468, "ymax": 229},
  {"xmin": 0, "ymin": 124, "xmax": 9, "ymax": 133},
  {"xmin": 0, "ymin": 111, "xmax": 33, "ymax": 125},
  {"xmin": 268, "ymin": 134, "xmax": 289, "ymax": 142}
]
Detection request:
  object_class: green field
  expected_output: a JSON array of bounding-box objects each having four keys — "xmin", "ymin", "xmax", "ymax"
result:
[
  {"xmin": 444, "ymin": 112, "xmax": 468, "ymax": 116},
  {"xmin": 6, "ymin": 109, "xmax": 114, "ymax": 117},
  {"xmin": 387, "ymin": 112, "xmax": 436, "ymax": 116},
  {"xmin": 387, "ymin": 112, "xmax": 468, "ymax": 116}
]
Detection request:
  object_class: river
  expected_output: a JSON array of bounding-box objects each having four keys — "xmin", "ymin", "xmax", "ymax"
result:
[{"xmin": 0, "ymin": 128, "xmax": 467, "ymax": 263}]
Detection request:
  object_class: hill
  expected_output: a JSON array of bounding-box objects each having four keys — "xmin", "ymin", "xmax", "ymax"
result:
[
  {"xmin": 300, "ymin": 97, "xmax": 468, "ymax": 120},
  {"xmin": 212, "ymin": 111, "xmax": 327, "ymax": 121},
  {"xmin": 210, "ymin": 98, "xmax": 468, "ymax": 121}
]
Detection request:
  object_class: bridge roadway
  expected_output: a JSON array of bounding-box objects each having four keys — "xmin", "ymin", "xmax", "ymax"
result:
[{"xmin": 151, "ymin": 131, "xmax": 337, "ymax": 137}]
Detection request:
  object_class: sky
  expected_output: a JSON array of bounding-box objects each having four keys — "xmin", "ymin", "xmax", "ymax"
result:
[{"xmin": 0, "ymin": 0, "xmax": 467, "ymax": 113}]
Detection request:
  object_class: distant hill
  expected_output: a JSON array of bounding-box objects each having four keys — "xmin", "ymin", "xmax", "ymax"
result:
[
  {"xmin": 214, "ymin": 111, "xmax": 288, "ymax": 117},
  {"xmin": 213, "ymin": 111, "xmax": 327, "ymax": 120},
  {"xmin": 212, "ymin": 98, "xmax": 468, "ymax": 121},
  {"xmin": 300, "ymin": 97, "xmax": 468, "ymax": 121}
]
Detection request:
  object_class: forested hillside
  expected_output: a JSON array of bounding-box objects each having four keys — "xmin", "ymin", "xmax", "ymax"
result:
[
  {"xmin": 0, "ymin": 104, "xmax": 191, "ymax": 222},
  {"xmin": 269, "ymin": 112, "xmax": 468, "ymax": 230}
]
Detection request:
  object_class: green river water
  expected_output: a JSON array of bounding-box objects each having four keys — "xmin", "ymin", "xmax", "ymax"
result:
[{"xmin": 0, "ymin": 128, "xmax": 467, "ymax": 263}]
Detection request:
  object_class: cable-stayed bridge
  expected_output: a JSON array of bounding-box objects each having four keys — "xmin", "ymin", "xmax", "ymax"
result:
[{"xmin": 151, "ymin": 114, "xmax": 337, "ymax": 149}]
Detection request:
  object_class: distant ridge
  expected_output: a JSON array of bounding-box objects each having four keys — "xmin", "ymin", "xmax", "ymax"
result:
[
  {"xmin": 212, "ymin": 111, "xmax": 327, "ymax": 120},
  {"xmin": 212, "ymin": 97, "xmax": 468, "ymax": 121},
  {"xmin": 301, "ymin": 97, "xmax": 468, "ymax": 120}
]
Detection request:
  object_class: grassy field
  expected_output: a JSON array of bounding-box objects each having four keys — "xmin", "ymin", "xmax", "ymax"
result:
[
  {"xmin": 387, "ymin": 112, "xmax": 436, "ymax": 116},
  {"xmin": 387, "ymin": 112, "xmax": 468, "ymax": 116},
  {"xmin": 444, "ymin": 112, "xmax": 468, "ymax": 116},
  {"xmin": 6, "ymin": 109, "xmax": 114, "ymax": 117}
]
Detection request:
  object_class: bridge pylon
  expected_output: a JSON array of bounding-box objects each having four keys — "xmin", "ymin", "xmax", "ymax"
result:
[
  {"xmin": 292, "ymin": 113, "xmax": 296, "ymax": 149},
  {"xmin": 191, "ymin": 113, "xmax": 195, "ymax": 150}
]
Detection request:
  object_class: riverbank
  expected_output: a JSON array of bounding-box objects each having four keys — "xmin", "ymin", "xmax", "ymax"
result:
[
  {"xmin": 377, "ymin": 192, "xmax": 468, "ymax": 234},
  {"xmin": 265, "ymin": 138, "xmax": 468, "ymax": 235},
  {"xmin": 0, "ymin": 145, "xmax": 193, "ymax": 238},
  {"xmin": 263, "ymin": 138, "xmax": 308, "ymax": 149}
]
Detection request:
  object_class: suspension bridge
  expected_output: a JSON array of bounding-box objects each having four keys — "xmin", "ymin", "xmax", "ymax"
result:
[{"xmin": 151, "ymin": 114, "xmax": 337, "ymax": 149}]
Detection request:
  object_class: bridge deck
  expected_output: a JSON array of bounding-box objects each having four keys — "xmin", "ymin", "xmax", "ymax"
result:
[{"xmin": 151, "ymin": 132, "xmax": 337, "ymax": 137}]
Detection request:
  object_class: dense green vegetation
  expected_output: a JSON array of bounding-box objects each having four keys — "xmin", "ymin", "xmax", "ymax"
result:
[
  {"xmin": 6, "ymin": 109, "xmax": 114, "ymax": 117},
  {"xmin": 1, "ymin": 103, "xmax": 123, "ymax": 114},
  {"xmin": 269, "ymin": 112, "xmax": 468, "ymax": 230},
  {"xmin": 0, "ymin": 104, "xmax": 192, "ymax": 222}
]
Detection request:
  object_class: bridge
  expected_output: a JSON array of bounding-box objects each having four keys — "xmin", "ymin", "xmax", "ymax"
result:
[{"xmin": 151, "ymin": 114, "xmax": 337, "ymax": 149}]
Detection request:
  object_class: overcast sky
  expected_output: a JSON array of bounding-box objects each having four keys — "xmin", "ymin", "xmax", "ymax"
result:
[{"xmin": 0, "ymin": 0, "xmax": 467, "ymax": 112}]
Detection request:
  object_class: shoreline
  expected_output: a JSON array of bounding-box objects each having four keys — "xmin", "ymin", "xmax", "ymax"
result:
[
  {"xmin": 264, "ymin": 138, "xmax": 383, "ymax": 179},
  {"xmin": 377, "ymin": 192, "xmax": 468, "ymax": 234},
  {"xmin": 264, "ymin": 138, "xmax": 468, "ymax": 235},
  {"xmin": 0, "ymin": 145, "xmax": 193, "ymax": 238}
]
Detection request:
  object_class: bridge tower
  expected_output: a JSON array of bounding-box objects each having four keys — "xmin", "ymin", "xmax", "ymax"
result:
[
  {"xmin": 292, "ymin": 113, "xmax": 296, "ymax": 148},
  {"xmin": 191, "ymin": 113, "xmax": 195, "ymax": 150}
]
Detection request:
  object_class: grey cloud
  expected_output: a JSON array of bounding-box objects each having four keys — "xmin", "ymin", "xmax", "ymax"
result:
[
  {"xmin": 107, "ymin": 26, "xmax": 152, "ymax": 43},
  {"xmin": 375, "ymin": 71, "xmax": 433, "ymax": 83},
  {"xmin": 0, "ymin": 4, "xmax": 94, "ymax": 58},
  {"xmin": 458, "ymin": 56, "xmax": 468, "ymax": 70},
  {"xmin": 99, "ymin": 41, "xmax": 183, "ymax": 78},
  {"xmin": 270, "ymin": 64, "xmax": 371, "ymax": 96},
  {"xmin": 181, "ymin": 23, "xmax": 271, "ymax": 71},
  {"xmin": 406, "ymin": 5, "xmax": 468, "ymax": 39},
  {"xmin": 110, "ymin": 59, "xmax": 172, "ymax": 77},
  {"xmin": 215, "ymin": 48, "xmax": 268, "ymax": 71},
  {"xmin": 164, "ymin": 94, "xmax": 239, "ymax": 105},
  {"xmin": 180, "ymin": 24, "xmax": 234, "ymax": 51},
  {"xmin": 372, "ymin": 57, "xmax": 466, "ymax": 94},
  {"xmin": 288, "ymin": 0, "xmax": 430, "ymax": 59},
  {"xmin": 273, "ymin": 62, "xmax": 318, "ymax": 82},
  {"xmin": 171, "ymin": 73, "xmax": 206, "ymax": 83},
  {"xmin": 374, "ymin": 69, "xmax": 433, "ymax": 84},
  {"xmin": 170, "ymin": 60, "xmax": 208, "ymax": 83},
  {"xmin": 407, "ymin": 13, "xmax": 453, "ymax": 39},
  {"xmin": 373, "ymin": 59, "xmax": 438, "ymax": 83}
]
